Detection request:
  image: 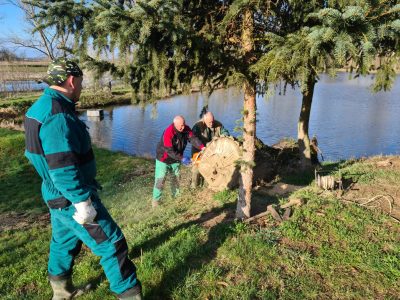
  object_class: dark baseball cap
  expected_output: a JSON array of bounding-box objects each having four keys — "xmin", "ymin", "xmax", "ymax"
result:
[{"xmin": 44, "ymin": 58, "xmax": 83, "ymax": 85}]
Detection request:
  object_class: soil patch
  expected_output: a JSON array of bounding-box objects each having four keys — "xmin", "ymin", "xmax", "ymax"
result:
[
  {"xmin": 0, "ymin": 212, "xmax": 50, "ymax": 232},
  {"xmin": 183, "ymin": 188, "xmax": 234, "ymax": 228},
  {"xmin": 342, "ymin": 182, "xmax": 400, "ymax": 221},
  {"xmin": 340, "ymin": 156, "xmax": 400, "ymax": 221}
]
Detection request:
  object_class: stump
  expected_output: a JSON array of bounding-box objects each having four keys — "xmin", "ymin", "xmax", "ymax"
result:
[
  {"xmin": 197, "ymin": 135, "xmax": 305, "ymax": 191},
  {"xmin": 198, "ymin": 137, "xmax": 241, "ymax": 191}
]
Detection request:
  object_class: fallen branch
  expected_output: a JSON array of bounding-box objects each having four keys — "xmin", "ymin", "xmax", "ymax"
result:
[
  {"xmin": 281, "ymin": 198, "xmax": 304, "ymax": 209},
  {"xmin": 245, "ymin": 198, "xmax": 304, "ymax": 223},
  {"xmin": 244, "ymin": 211, "xmax": 270, "ymax": 223},
  {"xmin": 282, "ymin": 207, "xmax": 292, "ymax": 220}
]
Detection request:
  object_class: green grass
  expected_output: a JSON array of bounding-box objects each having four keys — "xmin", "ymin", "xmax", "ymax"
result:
[
  {"xmin": 314, "ymin": 158, "xmax": 400, "ymax": 189},
  {"xmin": 78, "ymin": 89, "xmax": 132, "ymax": 108},
  {"xmin": 0, "ymin": 93, "xmax": 40, "ymax": 110},
  {"xmin": 0, "ymin": 129, "xmax": 44, "ymax": 214},
  {"xmin": 1, "ymin": 128, "xmax": 400, "ymax": 299}
]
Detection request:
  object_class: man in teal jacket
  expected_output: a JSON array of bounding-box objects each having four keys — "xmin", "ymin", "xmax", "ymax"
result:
[{"xmin": 24, "ymin": 59, "xmax": 142, "ymax": 300}]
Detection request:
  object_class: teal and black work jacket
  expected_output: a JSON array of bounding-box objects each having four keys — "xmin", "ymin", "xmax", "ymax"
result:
[{"xmin": 24, "ymin": 87, "xmax": 99, "ymax": 209}]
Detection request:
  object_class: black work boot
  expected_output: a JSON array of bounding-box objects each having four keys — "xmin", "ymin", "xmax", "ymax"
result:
[
  {"xmin": 49, "ymin": 275, "xmax": 90, "ymax": 300},
  {"xmin": 118, "ymin": 282, "xmax": 143, "ymax": 300},
  {"xmin": 119, "ymin": 294, "xmax": 143, "ymax": 300}
]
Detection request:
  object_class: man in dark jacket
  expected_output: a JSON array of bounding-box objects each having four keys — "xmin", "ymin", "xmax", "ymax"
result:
[
  {"xmin": 153, "ymin": 115, "xmax": 204, "ymax": 207},
  {"xmin": 24, "ymin": 58, "xmax": 142, "ymax": 300},
  {"xmin": 191, "ymin": 112, "xmax": 229, "ymax": 188}
]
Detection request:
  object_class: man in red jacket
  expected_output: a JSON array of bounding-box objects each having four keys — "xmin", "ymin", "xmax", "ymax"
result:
[{"xmin": 153, "ymin": 115, "xmax": 204, "ymax": 207}]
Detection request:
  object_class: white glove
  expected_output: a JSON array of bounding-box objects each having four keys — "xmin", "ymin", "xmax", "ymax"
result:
[{"xmin": 73, "ymin": 198, "xmax": 97, "ymax": 224}]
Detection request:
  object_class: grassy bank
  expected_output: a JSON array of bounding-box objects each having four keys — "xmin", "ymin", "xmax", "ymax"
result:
[
  {"xmin": 0, "ymin": 87, "xmax": 135, "ymax": 130},
  {"xmin": 0, "ymin": 86, "xmax": 133, "ymax": 109},
  {"xmin": 1, "ymin": 82, "xmax": 197, "ymax": 111},
  {"xmin": 1, "ymin": 128, "xmax": 399, "ymax": 299},
  {"xmin": 0, "ymin": 85, "xmax": 194, "ymax": 129}
]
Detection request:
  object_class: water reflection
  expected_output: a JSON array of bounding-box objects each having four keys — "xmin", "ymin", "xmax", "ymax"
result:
[
  {"xmin": 0, "ymin": 80, "xmax": 48, "ymax": 92},
  {"xmin": 80, "ymin": 73, "xmax": 400, "ymax": 161}
]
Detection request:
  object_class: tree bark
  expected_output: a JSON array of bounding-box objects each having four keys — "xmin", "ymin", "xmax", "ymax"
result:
[
  {"xmin": 236, "ymin": 82, "xmax": 257, "ymax": 219},
  {"xmin": 298, "ymin": 73, "xmax": 316, "ymax": 169},
  {"xmin": 236, "ymin": 9, "xmax": 256, "ymax": 219}
]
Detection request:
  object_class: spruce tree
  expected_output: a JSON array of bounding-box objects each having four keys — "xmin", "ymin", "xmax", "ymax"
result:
[
  {"xmin": 251, "ymin": 0, "xmax": 400, "ymax": 168},
  {"xmin": 24, "ymin": 0, "xmax": 279, "ymax": 219}
]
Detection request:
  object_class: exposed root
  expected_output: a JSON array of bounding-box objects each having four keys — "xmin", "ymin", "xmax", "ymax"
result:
[{"xmin": 339, "ymin": 194, "xmax": 395, "ymax": 221}]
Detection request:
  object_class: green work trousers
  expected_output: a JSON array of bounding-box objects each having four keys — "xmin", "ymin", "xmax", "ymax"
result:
[
  {"xmin": 48, "ymin": 199, "xmax": 140, "ymax": 297},
  {"xmin": 152, "ymin": 159, "xmax": 180, "ymax": 201}
]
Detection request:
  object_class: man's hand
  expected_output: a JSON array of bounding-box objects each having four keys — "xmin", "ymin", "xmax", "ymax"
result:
[
  {"xmin": 73, "ymin": 198, "xmax": 97, "ymax": 224},
  {"xmin": 181, "ymin": 157, "xmax": 192, "ymax": 166}
]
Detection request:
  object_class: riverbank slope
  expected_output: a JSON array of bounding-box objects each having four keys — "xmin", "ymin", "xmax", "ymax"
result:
[
  {"xmin": 1, "ymin": 128, "xmax": 399, "ymax": 299},
  {"xmin": 0, "ymin": 86, "xmax": 135, "ymax": 130}
]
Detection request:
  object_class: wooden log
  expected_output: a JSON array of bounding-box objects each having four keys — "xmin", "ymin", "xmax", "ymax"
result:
[
  {"xmin": 280, "ymin": 198, "xmax": 304, "ymax": 209},
  {"xmin": 282, "ymin": 207, "xmax": 292, "ymax": 220},
  {"xmin": 267, "ymin": 205, "xmax": 283, "ymax": 222},
  {"xmin": 244, "ymin": 211, "xmax": 270, "ymax": 223}
]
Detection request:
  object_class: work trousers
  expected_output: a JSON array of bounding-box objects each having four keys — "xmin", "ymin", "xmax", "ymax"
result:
[
  {"xmin": 48, "ymin": 199, "xmax": 140, "ymax": 297},
  {"xmin": 152, "ymin": 159, "xmax": 180, "ymax": 201}
]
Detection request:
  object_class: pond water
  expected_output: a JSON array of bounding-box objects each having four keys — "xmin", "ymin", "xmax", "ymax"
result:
[
  {"xmin": 79, "ymin": 73, "xmax": 400, "ymax": 162},
  {"xmin": 0, "ymin": 80, "xmax": 48, "ymax": 92}
]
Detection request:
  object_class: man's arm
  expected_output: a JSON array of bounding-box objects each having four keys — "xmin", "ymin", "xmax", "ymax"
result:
[
  {"xmin": 40, "ymin": 113, "xmax": 91, "ymax": 203},
  {"xmin": 192, "ymin": 122, "xmax": 201, "ymax": 138},
  {"xmin": 220, "ymin": 125, "xmax": 230, "ymax": 136},
  {"xmin": 214, "ymin": 120, "xmax": 229, "ymax": 136},
  {"xmin": 187, "ymin": 126, "xmax": 204, "ymax": 150}
]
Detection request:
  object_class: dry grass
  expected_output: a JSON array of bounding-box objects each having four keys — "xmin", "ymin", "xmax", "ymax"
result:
[{"xmin": 0, "ymin": 61, "xmax": 48, "ymax": 82}]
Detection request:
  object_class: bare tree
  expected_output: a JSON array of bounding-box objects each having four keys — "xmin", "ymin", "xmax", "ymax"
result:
[{"xmin": 4, "ymin": 0, "xmax": 71, "ymax": 59}]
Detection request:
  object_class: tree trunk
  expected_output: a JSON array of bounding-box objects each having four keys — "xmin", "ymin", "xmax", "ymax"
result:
[
  {"xmin": 298, "ymin": 74, "xmax": 316, "ymax": 169},
  {"xmin": 236, "ymin": 9, "xmax": 255, "ymax": 219},
  {"xmin": 236, "ymin": 82, "xmax": 257, "ymax": 219}
]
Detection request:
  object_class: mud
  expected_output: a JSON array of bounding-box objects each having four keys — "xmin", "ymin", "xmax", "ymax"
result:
[{"xmin": 0, "ymin": 212, "xmax": 50, "ymax": 232}]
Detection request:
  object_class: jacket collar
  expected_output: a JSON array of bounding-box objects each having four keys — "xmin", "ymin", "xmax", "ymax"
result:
[{"xmin": 44, "ymin": 87, "xmax": 76, "ymax": 110}]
